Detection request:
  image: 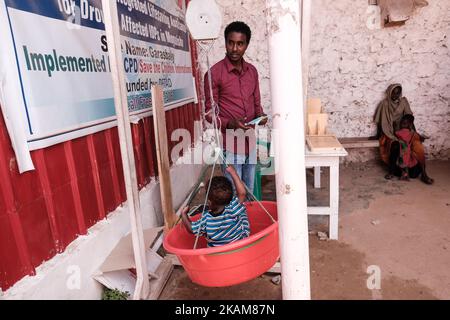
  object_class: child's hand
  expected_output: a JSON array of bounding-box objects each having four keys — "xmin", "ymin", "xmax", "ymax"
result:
[
  {"xmin": 181, "ymin": 206, "xmax": 189, "ymax": 216},
  {"xmin": 180, "ymin": 206, "xmax": 194, "ymax": 234},
  {"xmin": 225, "ymin": 165, "xmax": 237, "ymax": 175}
]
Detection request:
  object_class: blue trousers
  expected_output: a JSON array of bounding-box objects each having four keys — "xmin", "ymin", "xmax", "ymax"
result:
[{"xmin": 222, "ymin": 150, "xmax": 257, "ymax": 195}]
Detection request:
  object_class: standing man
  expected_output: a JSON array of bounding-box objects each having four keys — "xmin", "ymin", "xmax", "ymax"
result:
[{"xmin": 204, "ymin": 21, "xmax": 267, "ymax": 194}]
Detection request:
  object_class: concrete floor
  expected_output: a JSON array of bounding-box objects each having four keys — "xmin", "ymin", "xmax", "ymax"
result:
[{"xmin": 160, "ymin": 160, "xmax": 450, "ymax": 300}]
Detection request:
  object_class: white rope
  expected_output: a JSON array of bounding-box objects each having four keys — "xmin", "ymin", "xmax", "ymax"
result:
[
  {"xmin": 192, "ymin": 40, "xmax": 222, "ymax": 250},
  {"xmin": 193, "ymin": 152, "xmax": 218, "ymax": 249},
  {"xmin": 197, "ymin": 40, "xmax": 214, "ymax": 120}
]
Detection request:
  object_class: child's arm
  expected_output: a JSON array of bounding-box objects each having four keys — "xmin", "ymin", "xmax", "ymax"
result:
[
  {"xmin": 180, "ymin": 207, "xmax": 193, "ymax": 234},
  {"xmin": 226, "ymin": 165, "xmax": 247, "ymax": 203}
]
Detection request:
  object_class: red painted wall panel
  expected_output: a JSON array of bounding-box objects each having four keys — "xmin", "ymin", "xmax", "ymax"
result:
[
  {"xmin": 41, "ymin": 146, "xmax": 80, "ymax": 250},
  {"xmin": 0, "ymin": 107, "xmax": 201, "ymax": 292},
  {"xmin": 92, "ymin": 132, "xmax": 117, "ymax": 215},
  {"xmin": 9, "ymin": 163, "xmax": 43, "ymax": 206},
  {"xmin": 17, "ymin": 198, "xmax": 57, "ymax": 266},
  {"xmin": 71, "ymin": 137, "xmax": 101, "ymax": 228},
  {"xmin": 0, "ymin": 214, "xmax": 26, "ymax": 291},
  {"xmin": 182, "ymin": 105, "xmax": 192, "ymax": 145},
  {"xmin": 43, "ymin": 145, "xmax": 71, "ymax": 187},
  {"xmin": 142, "ymin": 118, "xmax": 156, "ymax": 178},
  {"xmin": 0, "ymin": 117, "xmax": 37, "ymax": 283},
  {"xmin": 50, "ymin": 184, "xmax": 80, "ymax": 250},
  {"xmin": 109, "ymin": 128, "xmax": 127, "ymax": 202},
  {"xmin": 146, "ymin": 117, "xmax": 159, "ymax": 177}
]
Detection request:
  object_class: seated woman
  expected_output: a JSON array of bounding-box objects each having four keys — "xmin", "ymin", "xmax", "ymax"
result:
[{"xmin": 374, "ymin": 84, "xmax": 434, "ymax": 184}]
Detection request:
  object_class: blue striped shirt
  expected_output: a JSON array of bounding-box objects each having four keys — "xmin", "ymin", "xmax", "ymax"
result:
[{"xmin": 191, "ymin": 197, "xmax": 250, "ymax": 247}]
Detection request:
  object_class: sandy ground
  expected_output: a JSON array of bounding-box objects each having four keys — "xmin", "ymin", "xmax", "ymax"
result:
[{"xmin": 160, "ymin": 160, "xmax": 449, "ymax": 300}]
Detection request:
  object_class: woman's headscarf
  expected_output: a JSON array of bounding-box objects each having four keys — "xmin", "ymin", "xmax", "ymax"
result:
[{"xmin": 374, "ymin": 84, "xmax": 413, "ymax": 141}]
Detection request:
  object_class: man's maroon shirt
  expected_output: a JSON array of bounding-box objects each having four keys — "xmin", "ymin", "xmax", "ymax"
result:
[{"xmin": 204, "ymin": 56, "xmax": 263, "ymax": 155}]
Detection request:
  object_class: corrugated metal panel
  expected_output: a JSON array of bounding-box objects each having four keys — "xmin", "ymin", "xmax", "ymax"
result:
[
  {"xmin": 0, "ymin": 105, "xmax": 200, "ymax": 291},
  {"xmin": 0, "ymin": 22, "xmax": 201, "ymax": 289},
  {"xmin": 0, "ymin": 121, "xmax": 36, "ymax": 289}
]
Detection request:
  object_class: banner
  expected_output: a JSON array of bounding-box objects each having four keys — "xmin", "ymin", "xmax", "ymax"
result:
[{"xmin": 0, "ymin": 0, "xmax": 194, "ymax": 172}]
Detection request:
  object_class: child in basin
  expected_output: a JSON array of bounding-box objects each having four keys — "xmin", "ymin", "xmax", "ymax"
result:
[{"xmin": 181, "ymin": 166, "xmax": 250, "ymax": 247}]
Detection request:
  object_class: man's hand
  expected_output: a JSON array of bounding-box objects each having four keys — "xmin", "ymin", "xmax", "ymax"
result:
[
  {"xmin": 227, "ymin": 118, "xmax": 250, "ymax": 130},
  {"xmin": 257, "ymin": 114, "xmax": 268, "ymax": 126}
]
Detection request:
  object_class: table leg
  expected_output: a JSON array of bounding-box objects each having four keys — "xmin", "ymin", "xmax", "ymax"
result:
[
  {"xmin": 329, "ymin": 160, "xmax": 339, "ymax": 240},
  {"xmin": 314, "ymin": 166, "xmax": 321, "ymax": 189}
]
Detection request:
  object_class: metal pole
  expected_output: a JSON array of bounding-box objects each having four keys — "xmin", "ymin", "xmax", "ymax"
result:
[
  {"xmin": 266, "ymin": 0, "xmax": 311, "ymax": 300},
  {"xmin": 102, "ymin": 0, "xmax": 150, "ymax": 300}
]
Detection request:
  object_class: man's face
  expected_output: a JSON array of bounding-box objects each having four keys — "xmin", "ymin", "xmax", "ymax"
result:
[
  {"xmin": 226, "ymin": 32, "xmax": 248, "ymax": 63},
  {"xmin": 391, "ymin": 87, "xmax": 402, "ymax": 101}
]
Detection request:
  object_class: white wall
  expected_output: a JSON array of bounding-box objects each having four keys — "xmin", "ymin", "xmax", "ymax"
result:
[
  {"xmin": 1, "ymin": 154, "xmax": 203, "ymax": 300},
  {"xmin": 206, "ymin": 0, "xmax": 450, "ymax": 160},
  {"xmin": 308, "ymin": 0, "xmax": 450, "ymax": 160}
]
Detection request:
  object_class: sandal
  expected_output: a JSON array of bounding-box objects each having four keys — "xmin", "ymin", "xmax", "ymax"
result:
[
  {"xmin": 385, "ymin": 174, "xmax": 394, "ymax": 180},
  {"xmin": 400, "ymin": 172, "xmax": 409, "ymax": 181}
]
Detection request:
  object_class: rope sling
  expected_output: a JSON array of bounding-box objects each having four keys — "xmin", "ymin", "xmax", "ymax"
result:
[{"xmin": 178, "ymin": 40, "xmax": 276, "ymax": 249}]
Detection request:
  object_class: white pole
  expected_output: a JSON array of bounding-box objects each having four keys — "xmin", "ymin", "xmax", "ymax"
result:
[
  {"xmin": 102, "ymin": 0, "xmax": 150, "ymax": 300},
  {"xmin": 266, "ymin": 0, "xmax": 311, "ymax": 300},
  {"xmin": 301, "ymin": 0, "xmax": 312, "ymax": 132}
]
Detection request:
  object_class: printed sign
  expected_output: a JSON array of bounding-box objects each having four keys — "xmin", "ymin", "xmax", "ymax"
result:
[{"xmin": 0, "ymin": 0, "xmax": 194, "ymax": 171}]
